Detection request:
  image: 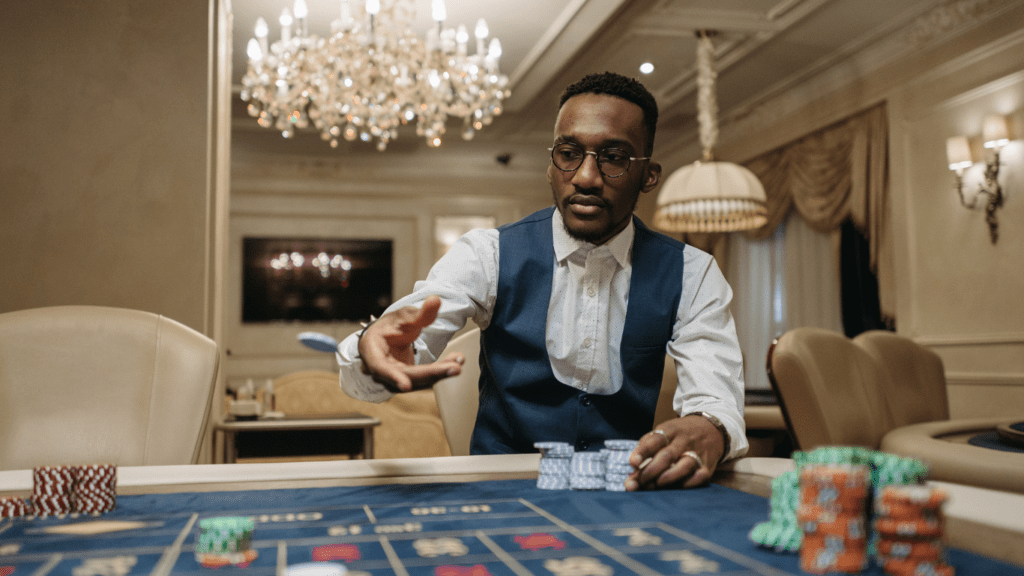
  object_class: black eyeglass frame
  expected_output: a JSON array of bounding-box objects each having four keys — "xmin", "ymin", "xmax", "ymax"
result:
[{"xmin": 547, "ymin": 143, "xmax": 651, "ymax": 178}]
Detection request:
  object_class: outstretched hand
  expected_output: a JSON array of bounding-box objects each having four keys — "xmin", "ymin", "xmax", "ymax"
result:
[
  {"xmin": 624, "ymin": 414, "xmax": 725, "ymax": 490},
  {"xmin": 357, "ymin": 295, "xmax": 465, "ymax": 393}
]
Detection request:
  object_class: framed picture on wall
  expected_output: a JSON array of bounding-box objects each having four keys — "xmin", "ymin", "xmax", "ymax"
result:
[{"xmin": 242, "ymin": 237, "xmax": 393, "ymax": 323}]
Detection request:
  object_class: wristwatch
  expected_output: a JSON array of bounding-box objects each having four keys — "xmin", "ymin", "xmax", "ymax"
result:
[{"xmin": 684, "ymin": 411, "xmax": 731, "ymax": 463}]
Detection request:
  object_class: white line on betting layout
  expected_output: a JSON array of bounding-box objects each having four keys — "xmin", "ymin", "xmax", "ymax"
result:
[
  {"xmin": 30, "ymin": 553, "xmax": 62, "ymax": 576},
  {"xmin": 363, "ymin": 505, "xmax": 377, "ymax": 524},
  {"xmin": 518, "ymin": 499, "xmax": 662, "ymax": 576},
  {"xmin": 656, "ymin": 523, "xmax": 793, "ymax": 576},
  {"xmin": 475, "ymin": 531, "xmax": 533, "ymax": 576},
  {"xmin": 379, "ymin": 536, "xmax": 410, "ymax": 576},
  {"xmin": 149, "ymin": 513, "xmax": 198, "ymax": 576},
  {"xmin": 277, "ymin": 541, "xmax": 288, "ymax": 576}
]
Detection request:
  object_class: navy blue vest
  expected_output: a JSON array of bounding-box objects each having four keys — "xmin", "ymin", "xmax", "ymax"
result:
[{"xmin": 469, "ymin": 207, "xmax": 686, "ymax": 454}]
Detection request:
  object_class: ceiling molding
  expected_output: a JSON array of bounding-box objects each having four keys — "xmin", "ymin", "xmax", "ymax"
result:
[{"xmin": 502, "ymin": 0, "xmax": 631, "ymax": 113}]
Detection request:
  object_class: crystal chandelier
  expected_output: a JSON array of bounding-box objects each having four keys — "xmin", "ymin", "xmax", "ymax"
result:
[
  {"xmin": 240, "ymin": 0, "xmax": 510, "ymax": 151},
  {"xmin": 654, "ymin": 31, "xmax": 767, "ymax": 233}
]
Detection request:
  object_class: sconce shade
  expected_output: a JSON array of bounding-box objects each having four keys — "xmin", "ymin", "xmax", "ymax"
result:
[
  {"xmin": 654, "ymin": 160, "xmax": 768, "ymax": 233},
  {"xmin": 946, "ymin": 136, "xmax": 973, "ymax": 171},
  {"xmin": 983, "ymin": 114, "xmax": 1009, "ymax": 149}
]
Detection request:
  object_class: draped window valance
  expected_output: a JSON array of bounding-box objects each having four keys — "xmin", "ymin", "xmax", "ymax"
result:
[{"xmin": 740, "ymin": 102, "xmax": 893, "ymax": 319}]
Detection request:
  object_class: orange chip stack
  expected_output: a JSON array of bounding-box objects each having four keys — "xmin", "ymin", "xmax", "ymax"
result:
[
  {"xmin": 798, "ymin": 464, "xmax": 870, "ymax": 574},
  {"xmin": 874, "ymin": 485, "xmax": 954, "ymax": 576}
]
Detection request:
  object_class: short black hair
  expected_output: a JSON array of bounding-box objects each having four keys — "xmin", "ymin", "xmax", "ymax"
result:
[{"xmin": 559, "ymin": 72, "xmax": 658, "ymax": 155}]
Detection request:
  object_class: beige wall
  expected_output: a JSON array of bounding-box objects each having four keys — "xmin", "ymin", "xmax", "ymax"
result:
[{"xmin": 0, "ymin": 0, "xmax": 228, "ymax": 337}]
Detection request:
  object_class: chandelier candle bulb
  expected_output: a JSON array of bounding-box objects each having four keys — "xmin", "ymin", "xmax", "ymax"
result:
[
  {"xmin": 279, "ymin": 9, "xmax": 292, "ymax": 42},
  {"xmin": 293, "ymin": 0, "xmax": 308, "ymax": 36}
]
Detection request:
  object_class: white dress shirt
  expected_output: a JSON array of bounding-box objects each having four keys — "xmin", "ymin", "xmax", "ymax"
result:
[{"xmin": 337, "ymin": 209, "xmax": 748, "ymax": 460}]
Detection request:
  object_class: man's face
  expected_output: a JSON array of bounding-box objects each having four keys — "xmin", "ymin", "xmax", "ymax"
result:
[{"xmin": 547, "ymin": 93, "xmax": 661, "ymax": 245}]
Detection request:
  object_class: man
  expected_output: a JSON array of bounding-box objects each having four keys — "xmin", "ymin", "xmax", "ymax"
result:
[{"xmin": 337, "ymin": 72, "xmax": 746, "ymax": 490}]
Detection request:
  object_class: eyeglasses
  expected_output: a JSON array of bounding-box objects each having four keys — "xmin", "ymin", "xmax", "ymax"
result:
[{"xmin": 548, "ymin": 143, "xmax": 650, "ymax": 178}]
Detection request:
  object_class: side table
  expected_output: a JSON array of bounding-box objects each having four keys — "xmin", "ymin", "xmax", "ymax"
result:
[{"xmin": 213, "ymin": 412, "xmax": 382, "ymax": 464}]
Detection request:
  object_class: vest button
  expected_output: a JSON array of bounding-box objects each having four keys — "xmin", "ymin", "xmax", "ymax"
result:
[
  {"xmin": 581, "ymin": 396, "xmax": 592, "ymax": 407},
  {"xmin": 578, "ymin": 441, "xmax": 589, "ymax": 451}
]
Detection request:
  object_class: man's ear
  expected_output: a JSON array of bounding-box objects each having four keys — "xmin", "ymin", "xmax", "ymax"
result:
[{"xmin": 641, "ymin": 161, "xmax": 662, "ymax": 194}]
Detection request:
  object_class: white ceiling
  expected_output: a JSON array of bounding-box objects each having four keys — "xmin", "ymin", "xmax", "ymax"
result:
[{"xmin": 230, "ymin": 0, "xmax": 947, "ymax": 157}]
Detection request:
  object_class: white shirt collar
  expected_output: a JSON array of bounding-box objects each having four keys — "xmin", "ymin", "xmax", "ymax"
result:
[{"xmin": 552, "ymin": 207, "xmax": 634, "ymax": 268}]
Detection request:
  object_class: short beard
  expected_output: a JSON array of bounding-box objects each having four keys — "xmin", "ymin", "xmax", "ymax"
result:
[{"xmin": 556, "ymin": 192, "xmax": 640, "ymax": 245}]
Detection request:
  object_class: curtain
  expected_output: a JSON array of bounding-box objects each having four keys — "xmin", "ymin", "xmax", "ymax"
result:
[
  {"xmin": 741, "ymin": 103, "xmax": 893, "ymax": 321},
  {"xmin": 726, "ymin": 211, "xmax": 842, "ymax": 391}
]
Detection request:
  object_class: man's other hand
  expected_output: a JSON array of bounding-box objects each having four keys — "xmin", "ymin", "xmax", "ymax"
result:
[{"xmin": 623, "ymin": 414, "xmax": 726, "ymax": 490}]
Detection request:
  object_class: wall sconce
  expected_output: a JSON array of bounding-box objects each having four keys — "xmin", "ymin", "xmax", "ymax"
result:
[{"xmin": 946, "ymin": 114, "xmax": 1008, "ymax": 243}]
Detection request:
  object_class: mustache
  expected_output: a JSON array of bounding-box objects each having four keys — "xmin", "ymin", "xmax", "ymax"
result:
[{"xmin": 567, "ymin": 192, "xmax": 607, "ymax": 207}]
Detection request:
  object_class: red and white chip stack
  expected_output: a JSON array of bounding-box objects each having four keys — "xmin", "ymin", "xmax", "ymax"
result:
[
  {"xmin": 74, "ymin": 464, "xmax": 117, "ymax": 514},
  {"xmin": 32, "ymin": 465, "xmax": 75, "ymax": 517},
  {"xmin": 0, "ymin": 496, "xmax": 31, "ymax": 518}
]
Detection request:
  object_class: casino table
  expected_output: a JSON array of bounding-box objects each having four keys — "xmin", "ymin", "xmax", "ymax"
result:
[{"xmin": 2, "ymin": 456, "xmax": 1023, "ymax": 576}]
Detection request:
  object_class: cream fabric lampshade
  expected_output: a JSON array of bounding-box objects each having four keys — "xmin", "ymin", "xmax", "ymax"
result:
[
  {"xmin": 653, "ymin": 31, "xmax": 768, "ymax": 234},
  {"xmin": 654, "ymin": 160, "xmax": 768, "ymax": 233}
]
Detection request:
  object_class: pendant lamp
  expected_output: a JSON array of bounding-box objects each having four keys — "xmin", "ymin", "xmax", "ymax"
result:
[{"xmin": 654, "ymin": 31, "xmax": 768, "ymax": 233}]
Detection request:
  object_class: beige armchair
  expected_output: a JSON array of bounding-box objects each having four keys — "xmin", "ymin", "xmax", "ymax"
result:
[
  {"xmin": 272, "ymin": 370, "xmax": 450, "ymax": 459},
  {"xmin": 853, "ymin": 329, "xmax": 949, "ymax": 428},
  {"xmin": 767, "ymin": 327, "xmax": 892, "ymax": 451},
  {"xmin": 0, "ymin": 305, "xmax": 219, "ymax": 470}
]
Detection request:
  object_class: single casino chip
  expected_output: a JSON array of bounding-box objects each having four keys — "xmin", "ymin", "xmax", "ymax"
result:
[
  {"xmin": 880, "ymin": 557, "xmax": 955, "ymax": 576},
  {"xmin": 874, "ymin": 516, "xmax": 945, "ymax": 538},
  {"xmin": 287, "ymin": 563, "xmax": 347, "ymax": 576},
  {"xmin": 796, "ymin": 507, "xmax": 868, "ymax": 539},
  {"xmin": 876, "ymin": 538, "xmax": 946, "ymax": 562},
  {"xmin": 603, "ymin": 439, "xmax": 639, "ymax": 451},
  {"xmin": 534, "ymin": 441, "xmax": 573, "ymax": 454},
  {"xmin": 877, "ymin": 485, "xmax": 947, "ymax": 511}
]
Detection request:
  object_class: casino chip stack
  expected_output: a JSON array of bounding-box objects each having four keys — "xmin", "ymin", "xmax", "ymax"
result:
[
  {"xmin": 74, "ymin": 464, "xmax": 117, "ymax": 514},
  {"xmin": 0, "ymin": 496, "xmax": 31, "ymax": 518},
  {"xmin": 749, "ymin": 470, "xmax": 801, "ymax": 552},
  {"xmin": 195, "ymin": 516, "xmax": 259, "ymax": 568},
  {"xmin": 535, "ymin": 442, "xmax": 573, "ymax": 490},
  {"xmin": 32, "ymin": 465, "xmax": 75, "ymax": 517},
  {"xmin": 569, "ymin": 451, "xmax": 606, "ymax": 490},
  {"xmin": 797, "ymin": 464, "xmax": 870, "ymax": 574},
  {"xmin": 874, "ymin": 485, "xmax": 954, "ymax": 576},
  {"xmin": 602, "ymin": 440, "xmax": 638, "ymax": 491}
]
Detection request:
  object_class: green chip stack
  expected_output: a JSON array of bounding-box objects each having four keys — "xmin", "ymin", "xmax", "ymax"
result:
[
  {"xmin": 196, "ymin": 516, "xmax": 255, "ymax": 555},
  {"xmin": 749, "ymin": 470, "xmax": 802, "ymax": 552},
  {"xmin": 749, "ymin": 447, "xmax": 930, "ymax": 565}
]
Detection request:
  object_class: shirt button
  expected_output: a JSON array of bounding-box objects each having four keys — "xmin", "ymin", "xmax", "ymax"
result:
[
  {"xmin": 587, "ymin": 286, "xmax": 596, "ymax": 297},
  {"xmin": 583, "ymin": 338, "xmax": 592, "ymax": 348}
]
